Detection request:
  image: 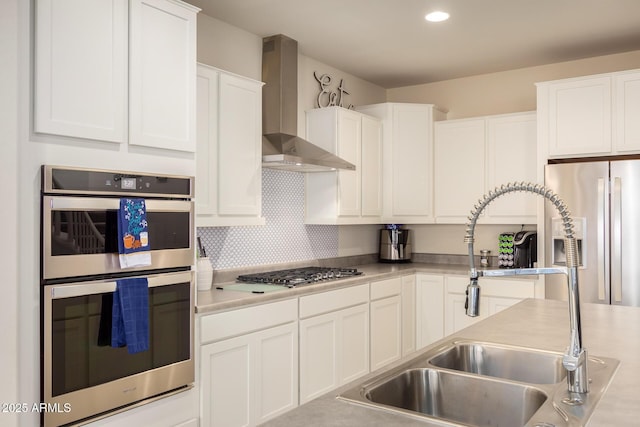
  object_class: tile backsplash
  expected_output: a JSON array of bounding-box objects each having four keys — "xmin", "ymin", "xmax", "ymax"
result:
[{"xmin": 197, "ymin": 169, "xmax": 338, "ymax": 270}]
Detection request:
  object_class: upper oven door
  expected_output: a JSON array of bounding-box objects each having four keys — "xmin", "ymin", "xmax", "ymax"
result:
[{"xmin": 42, "ymin": 196, "xmax": 194, "ymax": 280}]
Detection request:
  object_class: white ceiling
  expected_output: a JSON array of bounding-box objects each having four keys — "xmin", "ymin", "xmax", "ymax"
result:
[{"xmin": 185, "ymin": 0, "xmax": 640, "ymax": 89}]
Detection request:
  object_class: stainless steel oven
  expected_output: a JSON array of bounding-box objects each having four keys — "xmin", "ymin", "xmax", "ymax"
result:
[
  {"xmin": 42, "ymin": 271, "xmax": 194, "ymax": 426},
  {"xmin": 41, "ymin": 166, "xmax": 194, "ymax": 280},
  {"xmin": 40, "ymin": 166, "xmax": 195, "ymax": 427}
]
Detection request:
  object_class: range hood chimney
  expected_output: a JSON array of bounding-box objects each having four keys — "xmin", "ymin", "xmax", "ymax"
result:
[{"xmin": 262, "ymin": 34, "xmax": 355, "ymax": 172}]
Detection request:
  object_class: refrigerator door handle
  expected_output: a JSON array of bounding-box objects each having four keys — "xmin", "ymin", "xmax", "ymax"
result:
[
  {"xmin": 597, "ymin": 177, "xmax": 609, "ymax": 302},
  {"xmin": 611, "ymin": 176, "xmax": 623, "ymax": 303}
]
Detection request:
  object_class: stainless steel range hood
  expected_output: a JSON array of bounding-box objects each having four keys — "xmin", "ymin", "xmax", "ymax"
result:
[{"xmin": 262, "ymin": 34, "xmax": 355, "ymax": 172}]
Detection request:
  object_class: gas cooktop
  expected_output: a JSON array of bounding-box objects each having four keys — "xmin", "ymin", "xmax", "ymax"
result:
[{"xmin": 237, "ymin": 266, "xmax": 363, "ymax": 287}]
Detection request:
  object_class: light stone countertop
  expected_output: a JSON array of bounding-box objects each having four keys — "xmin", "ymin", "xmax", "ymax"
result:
[
  {"xmin": 195, "ymin": 262, "xmax": 470, "ymax": 314},
  {"xmin": 261, "ymin": 298, "xmax": 640, "ymax": 427}
]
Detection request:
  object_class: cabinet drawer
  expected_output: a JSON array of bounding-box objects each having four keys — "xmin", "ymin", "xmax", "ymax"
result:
[
  {"xmin": 200, "ymin": 299, "xmax": 297, "ymax": 344},
  {"xmin": 299, "ymin": 284, "xmax": 369, "ymax": 319},
  {"xmin": 370, "ymin": 277, "xmax": 402, "ymax": 300}
]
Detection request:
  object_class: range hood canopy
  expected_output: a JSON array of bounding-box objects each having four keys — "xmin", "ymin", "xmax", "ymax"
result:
[{"xmin": 262, "ymin": 34, "xmax": 355, "ymax": 172}]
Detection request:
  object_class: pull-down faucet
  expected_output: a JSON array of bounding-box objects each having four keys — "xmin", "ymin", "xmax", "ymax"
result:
[{"xmin": 464, "ymin": 182, "xmax": 589, "ymax": 395}]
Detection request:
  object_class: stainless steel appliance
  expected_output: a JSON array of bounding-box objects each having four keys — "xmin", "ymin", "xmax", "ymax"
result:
[
  {"xmin": 545, "ymin": 160, "xmax": 640, "ymax": 306},
  {"xmin": 237, "ymin": 266, "xmax": 362, "ymax": 287},
  {"xmin": 379, "ymin": 228, "xmax": 412, "ymax": 263},
  {"xmin": 261, "ymin": 34, "xmax": 355, "ymax": 172},
  {"xmin": 513, "ymin": 231, "xmax": 537, "ymax": 268},
  {"xmin": 40, "ymin": 166, "xmax": 195, "ymax": 427}
]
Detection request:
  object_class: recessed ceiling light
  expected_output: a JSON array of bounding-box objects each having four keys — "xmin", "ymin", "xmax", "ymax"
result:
[{"xmin": 425, "ymin": 11, "xmax": 449, "ymax": 22}]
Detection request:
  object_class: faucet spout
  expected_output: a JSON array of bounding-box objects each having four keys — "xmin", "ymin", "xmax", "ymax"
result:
[{"xmin": 464, "ymin": 182, "xmax": 589, "ymax": 395}]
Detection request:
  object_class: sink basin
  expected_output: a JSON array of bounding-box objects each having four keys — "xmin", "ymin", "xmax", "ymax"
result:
[
  {"xmin": 428, "ymin": 341, "xmax": 565, "ymax": 384},
  {"xmin": 362, "ymin": 368, "xmax": 546, "ymax": 427},
  {"xmin": 338, "ymin": 340, "xmax": 620, "ymax": 426}
]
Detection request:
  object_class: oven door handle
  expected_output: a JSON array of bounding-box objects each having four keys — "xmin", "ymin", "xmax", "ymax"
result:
[
  {"xmin": 46, "ymin": 271, "xmax": 193, "ymax": 299},
  {"xmin": 45, "ymin": 196, "xmax": 193, "ymax": 212}
]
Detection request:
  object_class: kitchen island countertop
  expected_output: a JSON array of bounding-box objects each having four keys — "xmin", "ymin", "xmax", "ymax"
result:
[
  {"xmin": 261, "ymin": 298, "xmax": 640, "ymax": 426},
  {"xmin": 196, "ymin": 262, "xmax": 471, "ymax": 314}
]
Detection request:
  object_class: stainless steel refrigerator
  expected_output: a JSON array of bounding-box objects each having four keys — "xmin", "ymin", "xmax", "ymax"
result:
[{"xmin": 545, "ymin": 160, "xmax": 640, "ymax": 306}]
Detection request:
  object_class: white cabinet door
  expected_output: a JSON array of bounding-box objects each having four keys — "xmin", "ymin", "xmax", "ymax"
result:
[
  {"xmin": 401, "ymin": 275, "xmax": 416, "ymax": 356},
  {"xmin": 299, "ymin": 312, "xmax": 338, "ymax": 403},
  {"xmin": 299, "ymin": 303, "xmax": 369, "ymax": 403},
  {"xmin": 484, "ymin": 112, "xmax": 537, "ymax": 223},
  {"xmin": 337, "ymin": 110, "xmax": 362, "ymax": 217},
  {"xmin": 390, "ymin": 104, "xmax": 435, "ymax": 218},
  {"xmin": 201, "ymin": 334, "xmax": 252, "ymax": 427},
  {"xmin": 370, "ymin": 295, "xmax": 402, "ymax": 371},
  {"xmin": 218, "ymin": 73, "xmax": 263, "ymax": 216},
  {"xmin": 305, "ymin": 107, "xmax": 382, "ymax": 224},
  {"xmin": 416, "ymin": 274, "xmax": 445, "ymax": 349},
  {"xmin": 545, "ymin": 76, "xmax": 612, "ymax": 157},
  {"xmin": 195, "ymin": 67, "xmax": 219, "ymax": 217},
  {"xmin": 434, "ymin": 119, "xmax": 486, "ymax": 222},
  {"xmin": 196, "ymin": 65, "xmax": 264, "ymax": 226},
  {"xmin": 339, "ymin": 304, "xmax": 370, "ymax": 384},
  {"xmin": 614, "ymin": 71, "xmax": 640, "ymax": 153},
  {"xmin": 361, "ymin": 114, "xmax": 383, "ymax": 217},
  {"xmin": 34, "ymin": 0, "xmax": 127, "ymax": 143},
  {"xmin": 254, "ymin": 323, "xmax": 298, "ymax": 425},
  {"xmin": 129, "ymin": 0, "xmax": 197, "ymax": 152}
]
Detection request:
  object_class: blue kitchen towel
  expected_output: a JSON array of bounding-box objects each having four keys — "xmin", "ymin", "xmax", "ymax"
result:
[
  {"xmin": 117, "ymin": 198, "xmax": 151, "ymax": 269},
  {"xmin": 111, "ymin": 277, "xmax": 149, "ymax": 354}
]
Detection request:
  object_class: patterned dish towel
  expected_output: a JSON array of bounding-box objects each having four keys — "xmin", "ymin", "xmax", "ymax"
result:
[
  {"xmin": 117, "ymin": 198, "xmax": 151, "ymax": 269},
  {"xmin": 111, "ymin": 277, "xmax": 149, "ymax": 354}
]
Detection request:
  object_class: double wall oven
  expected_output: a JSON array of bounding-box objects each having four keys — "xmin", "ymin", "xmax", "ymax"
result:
[{"xmin": 40, "ymin": 166, "xmax": 195, "ymax": 427}]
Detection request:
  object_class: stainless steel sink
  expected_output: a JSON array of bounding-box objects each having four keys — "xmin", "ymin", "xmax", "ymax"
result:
[
  {"xmin": 338, "ymin": 340, "xmax": 620, "ymax": 426},
  {"xmin": 428, "ymin": 341, "xmax": 565, "ymax": 384},
  {"xmin": 362, "ymin": 368, "xmax": 546, "ymax": 427}
]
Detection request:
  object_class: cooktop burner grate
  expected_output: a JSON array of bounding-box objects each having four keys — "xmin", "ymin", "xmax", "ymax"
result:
[{"xmin": 237, "ymin": 266, "xmax": 362, "ymax": 287}]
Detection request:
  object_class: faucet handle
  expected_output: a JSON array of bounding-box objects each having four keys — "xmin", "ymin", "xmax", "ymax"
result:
[{"xmin": 562, "ymin": 348, "xmax": 586, "ymax": 371}]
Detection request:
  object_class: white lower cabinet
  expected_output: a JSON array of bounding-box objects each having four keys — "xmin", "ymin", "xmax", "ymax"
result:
[
  {"xmin": 370, "ymin": 278, "xmax": 402, "ymax": 371},
  {"xmin": 299, "ymin": 284, "xmax": 369, "ymax": 404},
  {"xmin": 415, "ymin": 273, "xmax": 445, "ymax": 350},
  {"xmin": 444, "ymin": 275, "xmax": 535, "ymax": 335},
  {"xmin": 199, "ymin": 299, "xmax": 298, "ymax": 427}
]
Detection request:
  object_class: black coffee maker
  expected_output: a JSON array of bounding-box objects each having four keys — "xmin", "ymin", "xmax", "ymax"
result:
[{"xmin": 513, "ymin": 231, "xmax": 537, "ymax": 268}]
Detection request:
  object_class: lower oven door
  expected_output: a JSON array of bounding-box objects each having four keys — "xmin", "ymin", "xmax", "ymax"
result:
[
  {"xmin": 42, "ymin": 195, "xmax": 194, "ymax": 280},
  {"xmin": 42, "ymin": 270, "xmax": 194, "ymax": 427}
]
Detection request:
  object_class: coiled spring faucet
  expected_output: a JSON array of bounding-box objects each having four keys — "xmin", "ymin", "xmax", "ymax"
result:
[{"xmin": 464, "ymin": 182, "xmax": 589, "ymax": 395}]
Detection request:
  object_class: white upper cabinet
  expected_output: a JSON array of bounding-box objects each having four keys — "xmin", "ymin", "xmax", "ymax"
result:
[
  {"xmin": 537, "ymin": 69, "xmax": 640, "ymax": 158},
  {"xmin": 356, "ymin": 103, "xmax": 446, "ymax": 224},
  {"xmin": 34, "ymin": 0, "xmax": 198, "ymax": 152},
  {"xmin": 34, "ymin": 0, "xmax": 128, "ymax": 143},
  {"xmin": 305, "ymin": 107, "xmax": 382, "ymax": 224},
  {"xmin": 196, "ymin": 64, "xmax": 264, "ymax": 226},
  {"xmin": 129, "ymin": 0, "xmax": 197, "ymax": 152},
  {"xmin": 434, "ymin": 118, "xmax": 486, "ymax": 223},
  {"xmin": 484, "ymin": 113, "xmax": 537, "ymax": 223},
  {"xmin": 614, "ymin": 71, "xmax": 640, "ymax": 153},
  {"xmin": 434, "ymin": 112, "xmax": 537, "ymax": 224}
]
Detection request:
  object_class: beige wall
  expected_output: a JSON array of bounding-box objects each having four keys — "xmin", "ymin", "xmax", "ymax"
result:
[
  {"xmin": 196, "ymin": 14, "xmax": 262, "ymax": 80},
  {"xmin": 388, "ymin": 50, "xmax": 640, "ymax": 119}
]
